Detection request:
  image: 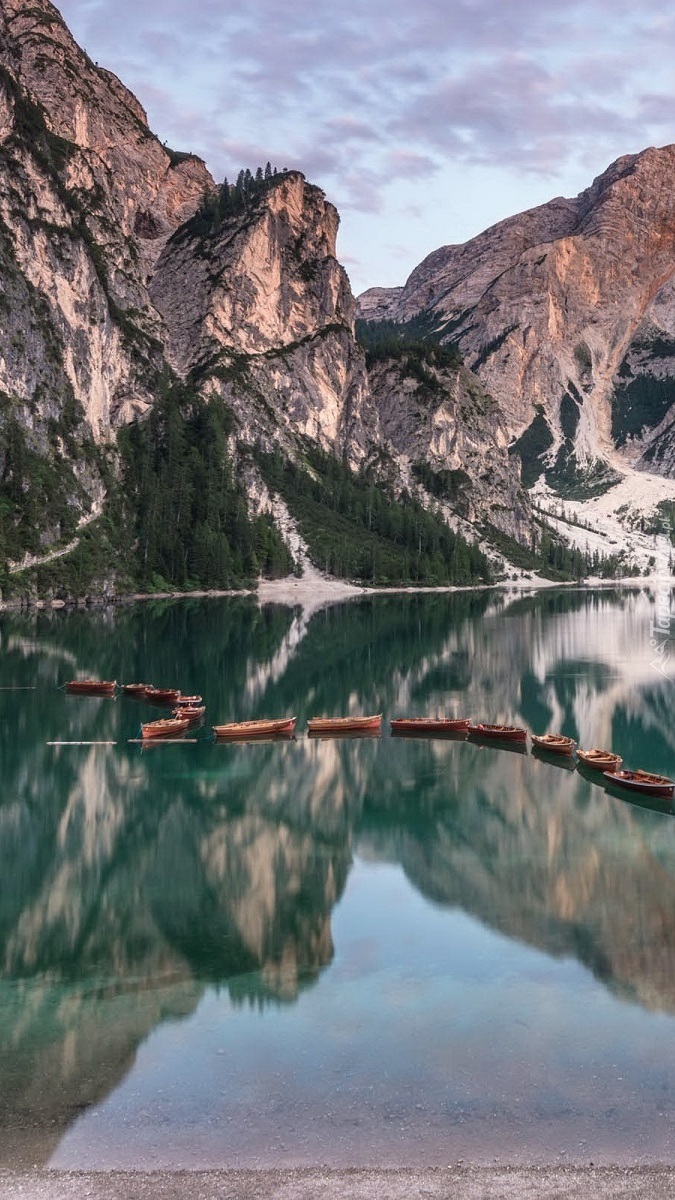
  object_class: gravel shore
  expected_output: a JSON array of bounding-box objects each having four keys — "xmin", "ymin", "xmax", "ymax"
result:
[{"xmin": 1, "ymin": 1168, "xmax": 674, "ymax": 1200}]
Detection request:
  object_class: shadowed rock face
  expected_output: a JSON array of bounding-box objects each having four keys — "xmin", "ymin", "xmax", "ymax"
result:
[{"xmin": 358, "ymin": 147, "xmax": 675, "ymax": 480}]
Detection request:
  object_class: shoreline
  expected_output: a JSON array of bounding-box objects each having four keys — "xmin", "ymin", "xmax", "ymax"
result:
[{"xmin": 1, "ymin": 571, "xmax": 672, "ymax": 615}]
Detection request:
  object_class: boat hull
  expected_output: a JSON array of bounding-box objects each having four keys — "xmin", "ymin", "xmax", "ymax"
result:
[
  {"xmin": 390, "ymin": 718, "xmax": 471, "ymax": 735},
  {"xmin": 604, "ymin": 771, "xmax": 674, "ymax": 799},
  {"xmin": 173, "ymin": 705, "xmax": 205, "ymax": 722},
  {"xmin": 144, "ymin": 688, "xmax": 181, "ymax": 706},
  {"xmin": 306, "ymin": 715, "xmax": 382, "ymax": 734},
  {"xmin": 577, "ymin": 749, "xmax": 622, "ymax": 772},
  {"xmin": 213, "ymin": 717, "xmax": 297, "ymax": 739},
  {"xmin": 66, "ymin": 680, "xmax": 116, "ymax": 696},
  {"xmin": 531, "ymin": 734, "xmax": 575, "ymax": 756},
  {"xmin": 468, "ymin": 723, "xmax": 527, "ymax": 742},
  {"xmin": 141, "ymin": 718, "xmax": 190, "ymax": 739}
]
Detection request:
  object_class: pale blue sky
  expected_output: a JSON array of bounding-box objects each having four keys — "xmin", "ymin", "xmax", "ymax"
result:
[{"xmin": 57, "ymin": 0, "xmax": 675, "ymax": 294}]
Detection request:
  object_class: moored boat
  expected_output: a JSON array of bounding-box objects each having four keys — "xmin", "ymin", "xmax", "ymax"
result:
[
  {"xmin": 604, "ymin": 769, "xmax": 674, "ymax": 800},
  {"xmin": 174, "ymin": 694, "xmax": 203, "ymax": 707},
  {"xmin": 577, "ymin": 748, "xmax": 622, "ymax": 772},
  {"xmin": 122, "ymin": 683, "xmax": 152, "ymax": 697},
  {"xmin": 306, "ymin": 714, "xmax": 382, "ymax": 734},
  {"xmin": 390, "ymin": 717, "xmax": 471, "ymax": 735},
  {"xmin": 531, "ymin": 733, "xmax": 576, "ymax": 756},
  {"xmin": 468, "ymin": 723, "xmax": 527, "ymax": 742},
  {"xmin": 172, "ymin": 704, "xmax": 205, "ymax": 721},
  {"xmin": 213, "ymin": 717, "xmax": 297, "ymax": 739},
  {"xmin": 65, "ymin": 679, "xmax": 116, "ymax": 696},
  {"xmin": 144, "ymin": 687, "xmax": 182, "ymax": 705},
  {"xmin": 141, "ymin": 717, "xmax": 190, "ymax": 739}
]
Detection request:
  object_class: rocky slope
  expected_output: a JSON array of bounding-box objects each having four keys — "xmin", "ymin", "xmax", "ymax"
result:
[{"xmin": 358, "ymin": 147, "xmax": 675, "ymax": 495}]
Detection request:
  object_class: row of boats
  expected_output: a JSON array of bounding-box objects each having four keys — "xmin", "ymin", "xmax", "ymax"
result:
[{"xmin": 63, "ymin": 680, "xmax": 673, "ymax": 799}]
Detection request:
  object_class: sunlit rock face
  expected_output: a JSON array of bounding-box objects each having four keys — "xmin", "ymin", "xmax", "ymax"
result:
[
  {"xmin": 150, "ymin": 170, "xmax": 376, "ymax": 463},
  {"xmin": 358, "ymin": 147, "xmax": 675, "ymax": 481}
]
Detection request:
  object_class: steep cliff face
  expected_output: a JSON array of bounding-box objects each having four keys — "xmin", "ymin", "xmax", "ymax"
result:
[
  {"xmin": 150, "ymin": 171, "xmax": 376, "ymax": 460},
  {"xmin": 358, "ymin": 147, "xmax": 675, "ymax": 490},
  {"xmin": 0, "ymin": 0, "xmax": 212, "ymax": 434}
]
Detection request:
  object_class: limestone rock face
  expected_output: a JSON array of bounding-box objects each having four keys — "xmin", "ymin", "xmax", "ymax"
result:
[
  {"xmin": 358, "ymin": 147, "xmax": 675, "ymax": 483},
  {"xmin": 0, "ymin": 0, "xmax": 213, "ymax": 441},
  {"xmin": 150, "ymin": 170, "xmax": 377, "ymax": 461}
]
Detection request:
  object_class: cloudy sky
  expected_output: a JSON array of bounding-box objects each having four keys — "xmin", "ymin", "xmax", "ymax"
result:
[{"xmin": 57, "ymin": 0, "xmax": 675, "ymax": 294}]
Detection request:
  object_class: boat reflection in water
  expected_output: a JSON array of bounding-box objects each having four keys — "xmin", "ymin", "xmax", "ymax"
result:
[{"xmin": 531, "ymin": 745, "xmax": 577, "ymax": 771}]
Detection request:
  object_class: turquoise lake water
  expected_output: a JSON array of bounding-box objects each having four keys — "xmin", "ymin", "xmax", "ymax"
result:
[{"xmin": 1, "ymin": 587, "xmax": 675, "ymax": 1168}]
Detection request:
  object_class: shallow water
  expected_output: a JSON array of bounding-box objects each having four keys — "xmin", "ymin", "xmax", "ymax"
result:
[{"xmin": 1, "ymin": 588, "xmax": 675, "ymax": 1168}]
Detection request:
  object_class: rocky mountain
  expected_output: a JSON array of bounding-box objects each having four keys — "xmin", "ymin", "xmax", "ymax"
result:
[
  {"xmin": 0, "ymin": 0, "xmax": 536, "ymax": 597},
  {"xmin": 358, "ymin": 147, "xmax": 675, "ymax": 494}
]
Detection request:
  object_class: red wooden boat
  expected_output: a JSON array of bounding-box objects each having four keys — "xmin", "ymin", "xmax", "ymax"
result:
[
  {"xmin": 577, "ymin": 748, "xmax": 622, "ymax": 772},
  {"xmin": 213, "ymin": 717, "xmax": 297, "ymax": 739},
  {"xmin": 306, "ymin": 714, "xmax": 382, "ymax": 734},
  {"xmin": 172, "ymin": 704, "xmax": 205, "ymax": 721},
  {"xmin": 468, "ymin": 723, "xmax": 527, "ymax": 742},
  {"xmin": 604, "ymin": 769, "xmax": 674, "ymax": 800},
  {"xmin": 144, "ymin": 687, "xmax": 181, "ymax": 705},
  {"xmin": 122, "ymin": 683, "xmax": 152, "ymax": 697},
  {"xmin": 174, "ymin": 694, "xmax": 203, "ymax": 707},
  {"xmin": 531, "ymin": 733, "xmax": 576, "ymax": 756},
  {"xmin": 390, "ymin": 717, "xmax": 471, "ymax": 735},
  {"xmin": 65, "ymin": 679, "xmax": 116, "ymax": 696},
  {"xmin": 141, "ymin": 717, "xmax": 190, "ymax": 739}
]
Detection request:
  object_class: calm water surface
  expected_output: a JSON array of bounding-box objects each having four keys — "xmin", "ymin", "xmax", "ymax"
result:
[{"xmin": 1, "ymin": 587, "xmax": 675, "ymax": 1168}]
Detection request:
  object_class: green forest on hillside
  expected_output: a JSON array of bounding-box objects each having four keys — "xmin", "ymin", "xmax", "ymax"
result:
[{"xmin": 253, "ymin": 444, "xmax": 492, "ymax": 586}]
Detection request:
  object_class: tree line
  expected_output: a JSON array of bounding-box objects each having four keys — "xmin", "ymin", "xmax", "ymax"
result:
[{"xmin": 186, "ymin": 164, "xmax": 292, "ymax": 239}]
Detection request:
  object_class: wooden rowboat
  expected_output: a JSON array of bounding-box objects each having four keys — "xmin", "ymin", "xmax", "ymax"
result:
[
  {"xmin": 531, "ymin": 733, "xmax": 576, "ymax": 756},
  {"xmin": 468, "ymin": 723, "xmax": 527, "ymax": 742},
  {"xmin": 144, "ymin": 687, "xmax": 181, "ymax": 705},
  {"xmin": 577, "ymin": 748, "xmax": 622, "ymax": 772},
  {"xmin": 172, "ymin": 705, "xmax": 205, "ymax": 722},
  {"xmin": 213, "ymin": 717, "xmax": 297, "ymax": 739},
  {"xmin": 306, "ymin": 714, "xmax": 382, "ymax": 734},
  {"xmin": 141, "ymin": 717, "xmax": 190, "ymax": 739},
  {"xmin": 604, "ymin": 769, "xmax": 674, "ymax": 800},
  {"xmin": 65, "ymin": 679, "xmax": 116, "ymax": 696},
  {"xmin": 390, "ymin": 717, "xmax": 471, "ymax": 735},
  {"xmin": 122, "ymin": 683, "xmax": 152, "ymax": 697},
  {"xmin": 174, "ymin": 694, "xmax": 203, "ymax": 707}
]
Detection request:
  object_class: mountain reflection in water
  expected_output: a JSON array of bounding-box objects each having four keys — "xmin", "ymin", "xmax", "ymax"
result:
[{"xmin": 1, "ymin": 587, "xmax": 674, "ymax": 1168}]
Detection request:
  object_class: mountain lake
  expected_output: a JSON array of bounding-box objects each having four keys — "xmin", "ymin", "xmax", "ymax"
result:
[{"xmin": 1, "ymin": 586, "xmax": 675, "ymax": 1169}]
